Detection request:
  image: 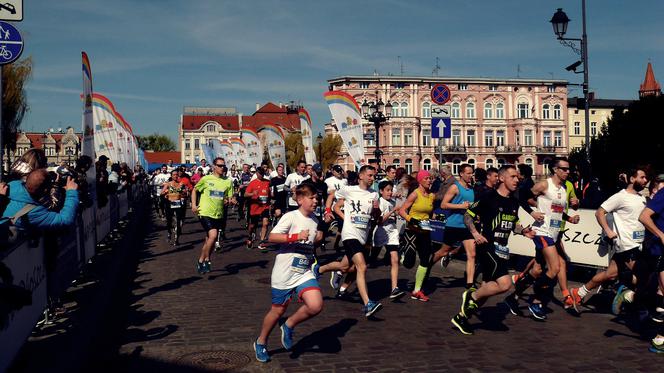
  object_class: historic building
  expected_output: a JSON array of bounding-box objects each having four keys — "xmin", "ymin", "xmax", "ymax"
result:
[
  {"xmin": 567, "ymin": 98, "xmax": 632, "ymax": 151},
  {"xmin": 12, "ymin": 127, "xmax": 81, "ymax": 166},
  {"xmin": 639, "ymin": 62, "xmax": 661, "ymax": 98},
  {"xmin": 179, "ymin": 103, "xmax": 302, "ymax": 164},
  {"xmin": 326, "ymin": 75, "xmax": 569, "ymax": 176}
]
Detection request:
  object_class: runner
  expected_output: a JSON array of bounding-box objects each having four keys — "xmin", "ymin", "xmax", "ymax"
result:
[
  {"xmin": 508, "ymin": 157, "xmax": 572, "ymax": 320},
  {"xmin": 398, "ymin": 170, "xmax": 435, "ymax": 301},
  {"xmin": 270, "ymin": 163, "xmax": 288, "ymax": 224},
  {"xmin": 570, "ymin": 168, "xmax": 648, "ymax": 312},
  {"xmin": 324, "ymin": 165, "xmax": 347, "ymax": 252},
  {"xmin": 316, "ymin": 165, "xmax": 383, "ymax": 317},
  {"xmin": 151, "ymin": 164, "xmax": 171, "ymax": 219},
  {"xmin": 451, "ymin": 165, "xmax": 535, "ymax": 335},
  {"xmin": 237, "ymin": 164, "xmax": 253, "ymax": 222},
  {"xmin": 432, "ymin": 163, "xmax": 477, "ymax": 289},
  {"xmin": 245, "ymin": 168, "xmax": 272, "ymax": 250},
  {"xmin": 285, "ymin": 160, "xmax": 310, "ymax": 211},
  {"xmin": 161, "ymin": 170, "xmax": 188, "ymax": 245},
  {"xmin": 374, "ymin": 180, "xmax": 404, "ymax": 300},
  {"xmin": 191, "ymin": 160, "xmax": 234, "ymax": 274},
  {"xmin": 253, "ymin": 183, "xmax": 324, "ymax": 363}
]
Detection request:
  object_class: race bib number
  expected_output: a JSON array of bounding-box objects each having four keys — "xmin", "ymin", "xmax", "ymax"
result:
[
  {"xmin": 633, "ymin": 230, "xmax": 645, "ymax": 241},
  {"xmin": 419, "ymin": 219, "xmax": 433, "ymax": 231},
  {"xmin": 209, "ymin": 190, "xmax": 225, "ymax": 199},
  {"xmin": 494, "ymin": 242, "xmax": 510, "ymax": 260},
  {"xmin": 549, "ymin": 218, "xmax": 562, "ymax": 229},
  {"xmin": 351, "ymin": 214, "xmax": 370, "ymax": 229},
  {"xmin": 170, "ymin": 200, "xmax": 183, "ymax": 208},
  {"xmin": 259, "ymin": 195, "xmax": 269, "ymax": 204},
  {"xmin": 290, "ymin": 256, "xmax": 311, "ymax": 274},
  {"xmin": 276, "ymin": 184, "xmax": 285, "ymax": 192}
]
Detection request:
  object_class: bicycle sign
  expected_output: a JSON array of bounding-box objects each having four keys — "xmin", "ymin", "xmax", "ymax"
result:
[{"xmin": 0, "ymin": 21, "xmax": 22, "ymax": 65}]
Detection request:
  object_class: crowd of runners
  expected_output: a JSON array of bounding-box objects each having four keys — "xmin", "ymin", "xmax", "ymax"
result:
[{"xmin": 148, "ymin": 157, "xmax": 664, "ymax": 362}]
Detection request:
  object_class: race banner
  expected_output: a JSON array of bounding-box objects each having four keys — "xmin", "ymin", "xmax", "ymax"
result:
[
  {"xmin": 323, "ymin": 91, "xmax": 365, "ymax": 168},
  {"xmin": 92, "ymin": 93, "xmax": 139, "ymax": 167},
  {"xmin": 259, "ymin": 124, "xmax": 286, "ymax": 169},
  {"xmin": 230, "ymin": 137, "xmax": 247, "ymax": 169},
  {"xmin": 201, "ymin": 143, "xmax": 215, "ymax": 166},
  {"xmin": 241, "ymin": 128, "xmax": 263, "ymax": 167},
  {"xmin": 219, "ymin": 139, "xmax": 234, "ymax": 165},
  {"xmin": 299, "ymin": 108, "xmax": 316, "ymax": 164},
  {"xmin": 81, "ymin": 52, "xmax": 94, "ymax": 158}
]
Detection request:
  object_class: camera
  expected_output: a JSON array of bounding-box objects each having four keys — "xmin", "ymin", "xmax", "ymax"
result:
[{"xmin": 49, "ymin": 166, "xmax": 79, "ymax": 187}]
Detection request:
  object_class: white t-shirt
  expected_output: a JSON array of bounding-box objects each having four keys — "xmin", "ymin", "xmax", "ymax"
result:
[
  {"xmin": 199, "ymin": 165, "xmax": 211, "ymax": 175},
  {"xmin": 285, "ymin": 172, "xmax": 310, "ymax": 207},
  {"xmin": 325, "ymin": 176, "xmax": 347, "ymax": 194},
  {"xmin": 373, "ymin": 197, "xmax": 399, "ymax": 247},
  {"xmin": 270, "ymin": 210, "xmax": 320, "ymax": 289},
  {"xmin": 336, "ymin": 185, "xmax": 379, "ymax": 245},
  {"xmin": 152, "ymin": 173, "xmax": 170, "ymax": 194},
  {"xmin": 601, "ymin": 189, "xmax": 647, "ymax": 253}
]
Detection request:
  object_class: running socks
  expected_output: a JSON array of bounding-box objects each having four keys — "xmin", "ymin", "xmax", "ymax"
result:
[
  {"xmin": 414, "ymin": 265, "xmax": 428, "ymax": 292},
  {"xmin": 533, "ymin": 274, "xmax": 557, "ymax": 304},
  {"xmin": 514, "ymin": 272, "xmax": 536, "ymax": 296},
  {"xmin": 577, "ymin": 285, "xmax": 590, "ymax": 298}
]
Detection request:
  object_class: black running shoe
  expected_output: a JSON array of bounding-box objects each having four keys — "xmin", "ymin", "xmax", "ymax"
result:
[
  {"xmin": 451, "ymin": 314, "xmax": 473, "ymax": 335},
  {"xmin": 504, "ymin": 295, "xmax": 523, "ymax": 317}
]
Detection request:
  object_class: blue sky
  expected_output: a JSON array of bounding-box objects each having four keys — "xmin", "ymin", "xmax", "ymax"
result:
[{"xmin": 19, "ymin": 0, "xmax": 664, "ymax": 146}]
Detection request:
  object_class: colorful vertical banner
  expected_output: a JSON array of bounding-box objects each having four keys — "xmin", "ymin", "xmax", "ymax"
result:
[
  {"xmin": 91, "ymin": 93, "xmax": 139, "ymax": 168},
  {"xmin": 201, "ymin": 143, "xmax": 216, "ymax": 166},
  {"xmin": 230, "ymin": 137, "xmax": 247, "ymax": 169},
  {"xmin": 323, "ymin": 91, "xmax": 366, "ymax": 168},
  {"xmin": 219, "ymin": 140, "xmax": 234, "ymax": 165},
  {"xmin": 81, "ymin": 52, "xmax": 95, "ymax": 158},
  {"xmin": 299, "ymin": 108, "xmax": 316, "ymax": 164},
  {"xmin": 259, "ymin": 124, "xmax": 286, "ymax": 169},
  {"xmin": 241, "ymin": 128, "xmax": 263, "ymax": 167}
]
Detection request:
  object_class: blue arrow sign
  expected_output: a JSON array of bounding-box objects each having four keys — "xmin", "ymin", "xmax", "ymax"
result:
[
  {"xmin": 431, "ymin": 118, "xmax": 451, "ymax": 139},
  {"xmin": 0, "ymin": 21, "xmax": 23, "ymax": 65}
]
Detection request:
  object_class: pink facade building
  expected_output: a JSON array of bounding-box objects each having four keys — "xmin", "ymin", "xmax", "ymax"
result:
[{"xmin": 326, "ymin": 76, "xmax": 569, "ymax": 176}]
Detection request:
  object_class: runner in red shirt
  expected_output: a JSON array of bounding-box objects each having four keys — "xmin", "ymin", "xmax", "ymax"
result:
[{"xmin": 245, "ymin": 168, "xmax": 272, "ymax": 250}]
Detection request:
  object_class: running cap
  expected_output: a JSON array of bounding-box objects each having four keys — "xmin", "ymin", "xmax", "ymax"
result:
[{"xmin": 416, "ymin": 169, "xmax": 430, "ymax": 183}]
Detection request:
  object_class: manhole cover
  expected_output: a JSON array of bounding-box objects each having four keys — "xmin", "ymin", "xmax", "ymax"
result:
[
  {"xmin": 256, "ymin": 277, "xmax": 271, "ymax": 284},
  {"xmin": 177, "ymin": 350, "xmax": 251, "ymax": 371}
]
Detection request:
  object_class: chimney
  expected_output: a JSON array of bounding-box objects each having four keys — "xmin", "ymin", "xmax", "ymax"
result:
[
  {"xmin": 256, "ymin": 103, "xmax": 260, "ymax": 111},
  {"xmin": 238, "ymin": 113, "xmax": 243, "ymax": 128}
]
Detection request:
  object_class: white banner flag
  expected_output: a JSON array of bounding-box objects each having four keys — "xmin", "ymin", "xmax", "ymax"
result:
[
  {"xmin": 299, "ymin": 108, "xmax": 316, "ymax": 164},
  {"xmin": 241, "ymin": 128, "xmax": 263, "ymax": 167},
  {"xmin": 323, "ymin": 91, "xmax": 365, "ymax": 168},
  {"xmin": 260, "ymin": 124, "xmax": 286, "ymax": 169}
]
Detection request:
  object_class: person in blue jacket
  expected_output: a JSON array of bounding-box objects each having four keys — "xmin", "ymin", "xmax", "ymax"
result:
[{"xmin": 3, "ymin": 168, "xmax": 79, "ymax": 230}]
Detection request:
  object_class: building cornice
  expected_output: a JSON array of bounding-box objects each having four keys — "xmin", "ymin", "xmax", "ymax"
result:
[{"xmin": 328, "ymin": 75, "xmax": 568, "ymax": 86}]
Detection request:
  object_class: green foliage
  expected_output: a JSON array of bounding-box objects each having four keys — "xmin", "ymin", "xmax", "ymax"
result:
[
  {"xmin": 586, "ymin": 95, "xmax": 664, "ymax": 191},
  {"xmin": 2, "ymin": 57, "xmax": 32, "ymax": 152},
  {"xmin": 137, "ymin": 133, "xmax": 176, "ymax": 152},
  {"xmin": 316, "ymin": 134, "xmax": 343, "ymax": 171},
  {"xmin": 285, "ymin": 132, "xmax": 305, "ymax": 170}
]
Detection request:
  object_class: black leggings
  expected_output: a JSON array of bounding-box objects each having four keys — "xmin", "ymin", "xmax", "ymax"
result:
[
  {"xmin": 406, "ymin": 228, "xmax": 433, "ymax": 267},
  {"xmin": 165, "ymin": 205, "xmax": 185, "ymax": 235}
]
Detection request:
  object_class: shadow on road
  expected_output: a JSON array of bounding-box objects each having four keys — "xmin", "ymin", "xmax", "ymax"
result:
[{"xmin": 287, "ymin": 318, "xmax": 358, "ymax": 358}]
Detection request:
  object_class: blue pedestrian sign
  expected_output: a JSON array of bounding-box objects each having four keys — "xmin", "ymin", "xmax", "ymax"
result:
[
  {"xmin": 432, "ymin": 117, "xmax": 451, "ymax": 139},
  {"xmin": 0, "ymin": 21, "xmax": 22, "ymax": 65}
]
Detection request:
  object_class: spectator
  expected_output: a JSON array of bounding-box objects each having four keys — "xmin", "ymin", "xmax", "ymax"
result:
[
  {"xmin": 9, "ymin": 148, "xmax": 48, "ymax": 181},
  {"xmin": 75, "ymin": 155, "xmax": 93, "ymax": 208},
  {"xmin": 108, "ymin": 163, "xmax": 121, "ymax": 193},
  {"xmin": 2, "ymin": 169, "xmax": 79, "ymax": 230},
  {"xmin": 191, "ymin": 167, "xmax": 204, "ymax": 185},
  {"xmin": 0, "ymin": 182, "xmax": 7, "ymax": 216}
]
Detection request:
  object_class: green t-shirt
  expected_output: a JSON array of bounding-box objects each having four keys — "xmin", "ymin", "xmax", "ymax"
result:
[
  {"xmin": 195, "ymin": 175, "xmax": 234, "ymax": 219},
  {"xmin": 561, "ymin": 180, "xmax": 577, "ymax": 231}
]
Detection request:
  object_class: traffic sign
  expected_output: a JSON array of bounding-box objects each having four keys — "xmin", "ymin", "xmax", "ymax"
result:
[
  {"xmin": 430, "ymin": 84, "xmax": 451, "ymax": 105},
  {"xmin": 0, "ymin": 21, "xmax": 22, "ymax": 64},
  {"xmin": 431, "ymin": 104, "xmax": 450, "ymax": 118},
  {"xmin": 432, "ymin": 118, "xmax": 451, "ymax": 139},
  {"xmin": 363, "ymin": 133, "xmax": 375, "ymax": 141},
  {"xmin": 0, "ymin": 1, "xmax": 22, "ymax": 22}
]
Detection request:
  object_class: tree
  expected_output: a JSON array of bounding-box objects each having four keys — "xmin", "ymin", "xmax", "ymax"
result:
[
  {"xmin": 285, "ymin": 132, "xmax": 304, "ymax": 170},
  {"xmin": 2, "ymin": 57, "xmax": 32, "ymax": 159},
  {"xmin": 584, "ymin": 95, "xmax": 664, "ymax": 192},
  {"xmin": 136, "ymin": 133, "xmax": 176, "ymax": 152},
  {"xmin": 316, "ymin": 134, "xmax": 343, "ymax": 171}
]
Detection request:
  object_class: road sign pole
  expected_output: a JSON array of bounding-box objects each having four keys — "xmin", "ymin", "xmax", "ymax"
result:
[{"xmin": 0, "ymin": 65, "xmax": 3, "ymax": 181}]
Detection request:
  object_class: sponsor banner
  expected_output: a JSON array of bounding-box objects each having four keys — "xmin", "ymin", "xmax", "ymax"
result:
[
  {"xmin": 230, "ymin": 137, "xmax": 247, "ymax": 169},
  {"xmin": 508, "ymin": 208, "xmax": 610, "ymax": 268},
  {"xmin": 241, "ymin": 128, "xmax": 263, "ymax": 167},
  {"xmin": 259, "ymin": 124, "xmax": 286, "ymax": 169},
  {"xmin": 323, "ymin": 91, "xmax": 365, "ymax": 168},
  {"xmin": 299, "ymin": 108, "xmax": 316, "ymax": 164}
]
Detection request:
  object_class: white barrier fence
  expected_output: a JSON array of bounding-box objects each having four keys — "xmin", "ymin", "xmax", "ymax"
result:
[{"xmin": 0, "ymin": 185, "xmax": 147, "ymax": 372}]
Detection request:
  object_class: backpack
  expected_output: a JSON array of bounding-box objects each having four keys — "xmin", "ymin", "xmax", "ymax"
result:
[{"xmin": 0, "ymin": 203, "xmax": 37, "ymax": 248}]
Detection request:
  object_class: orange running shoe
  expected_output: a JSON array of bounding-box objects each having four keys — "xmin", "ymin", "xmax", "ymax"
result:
[{"xmin": 410, "ymin": 290, "xmax": 430, "ymax": 302}]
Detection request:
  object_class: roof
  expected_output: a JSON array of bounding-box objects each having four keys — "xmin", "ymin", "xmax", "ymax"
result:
[
  {"xmin": 181, "ymin": 102, "xmax": 301, "ymax": 132},
  {"xmin": 567, "ymin": 97, "xmax": 634, "ymax": 108},
  {"xmin": 143, "ymin": 151, "xmax": 181, "ymax": 165},
  {"xmin": 328, "ymin": 75, "xmax": 568, "ymax": 85},
  {"xmin": 17, "ymin": 132, "xmax": 81, "ymax": 150},
  {"xmin": 640, "ymin": 62, "xmax": 661, "ymax": 95}
]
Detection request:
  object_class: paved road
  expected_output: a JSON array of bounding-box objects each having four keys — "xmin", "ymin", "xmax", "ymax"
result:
[{"xmin": 96, "ymin": 208, "xmax": 660, "ymax": 372}]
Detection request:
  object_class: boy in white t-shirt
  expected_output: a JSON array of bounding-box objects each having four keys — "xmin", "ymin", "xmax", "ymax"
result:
[
  {"xmin": 253, "ymin": 183, "xmax": 323, "ymax": 363},
  {"xmin": 373, "ymin": 180, "xmax": 405, "ymax": 300}
]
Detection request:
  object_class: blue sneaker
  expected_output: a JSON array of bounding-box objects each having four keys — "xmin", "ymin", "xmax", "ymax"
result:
[
  {"xmin": 330, "ymin": 271, "xmax": 343, "ymax": 290},
  {"xmin": 528, "ymin": 302, "xmax": 547, "ymax": 321},
  {"xmin": 363, "ymin": 300, "xmax": 383, "ymax": 317},
  {"xmin": 310, "ymin": 258, "xmax": 320, "ymax": 279},
  {"xmin": 203, "ymin": 260, "xmax": 211, "ymax": 273},
  {"xmin": 253, "ymin": 339, "xmax": 270, "ymax": 362},
  {"xmin": 280, "ymin": 321, "xmax": 294, "ymax": 350},
  {"xmin": 611, "ymin": 285, "xmax": 627, "ymax": 315}
]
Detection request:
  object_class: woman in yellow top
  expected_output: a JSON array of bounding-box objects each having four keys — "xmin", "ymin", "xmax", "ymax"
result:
[
  {"xmin": 399, "ymin": 170, "xmax": 435, "ymax": 301},
  {"xmin": 161, "ymin": 170, "xmax": 188, "ymax": 245}
]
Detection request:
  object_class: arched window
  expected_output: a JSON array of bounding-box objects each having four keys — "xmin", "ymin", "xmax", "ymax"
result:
[
  {"xmin": 206, "ymin": 124, "xmax": 216, "ymax": 132},
  {"xmin": 422, "ymin": 102, "xmax": 431, "ymax": 118},
  {"xmin": 405, "ymin": 158, "xmax": 413, "ymax": 174},
  {"xmin": 484, "ymin": 102, "xmax": 493, "ymax": 119},
  {"xmin": 496, "ymin": 102, "xmax": 505, "ymax": 119},
  {"xmin": 452, "ymin": 159, "xmax": 462, "ymax": 175},
  {"xmin": 391, "ymin": 103, "xmax": 400, "ymax": 117},
  {"xmin": 485, "ymin": 158, "xmax": 494, "ymax": 169},
  {"xmin": 466, "ymin": 102, "xmax": 476, "ymax": 118},
  {"xmin": 525, "ymin": 158, "xmax": 533, "ymax": 169},
  {"xmin": 451, "ymin": 102, "xmax": 461, "ymax": 118},
  {"xmin": 401, "ymin": 102, "xmax": 409, "ymax": 117},
  {"xmin": 518, "ymin": 102, "xmax": 529, "ymax": 118},
  {"xmin": 423, "ymin": 159, "xmax": 432, "ymax": 170},
  {"xmin": 553, "ymin": 104, "xmax": 561, "ymax": 119},
  {"xmin": 497, "ymin": 158, "xmax": 506, "ymax": 168},
  {"xmin": 542, "ymin": 104, "xmax": 550, "ymax": 119},
  {"xmin": 393, "ymin": 159, "xmax": 401, "ymax": 168},
  {"xmin": 468, "ymin": 159, "xmax": 475, "ymax": 169}
]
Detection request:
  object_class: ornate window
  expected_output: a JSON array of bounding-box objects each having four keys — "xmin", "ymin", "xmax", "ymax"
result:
[
  {"xmin": 518, "ymin": 103, "xmax": 529, "ymax": 119},
  {"xmin": 451, "ymin": 102, "xmax": 461, "ymax": 118},
  {"xmin": 405, "ymin": 159, "xmax": 413, "ymax": 174},
  {"xmin": 403, "ymin": 128, "xmax": 413, "ymax": 146},
  {"xmin": 553, "ymin": 104, "xmax": 561, "ymax": 119},
  {"xmin": 496, "ymin": 102, "xmax": 505, "ymax": 119},
  {"xmin": 484, "ymin": 130, "xmax": 494, "ymax": 147},
  {"xmin": 422, "ymin": 102, "xmax": 431, "ymax": 118},
  {"xmin": 466, "ymin": 102, "xmax": 476, "ymax": 119},
  {"xmin": 392, "ymin": 128, "xmax": 401, "ymax": 145},
  {"xmin": 400, "ymin": 102, "xmax": 409, "ymax": 117},
  {"xmin": 484, "ymin": 102, "xmax": 493, "ymax": 119},
  {"xmin": 423, "ymin": 159, "xmax": 431, "ymax": 170},
  {"xmin": 542, "ymin": 104, "xmax": 551, "ymax": 119}
]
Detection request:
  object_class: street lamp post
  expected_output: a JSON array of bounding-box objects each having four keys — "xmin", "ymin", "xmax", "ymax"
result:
[
  {"xmin": 550, "ymin": 2, "xmax": 590, "ymax": 158},
  {"xmin": 316, "ymin": 132, "xmax": 323, "ymax": 166},
  {"xmin": 361, "ymin": 92, "xmax": 392, "ymax": 170}
]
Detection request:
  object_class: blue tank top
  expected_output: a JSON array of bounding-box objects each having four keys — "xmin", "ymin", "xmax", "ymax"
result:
[{"xmin": 446, "ymin": 180, "xmax": 474, "ymax": 228}]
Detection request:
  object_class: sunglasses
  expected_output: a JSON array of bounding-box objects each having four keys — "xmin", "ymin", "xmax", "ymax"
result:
[
  {"xmin": 214, "ymin": 163, "xmax": 224, "ymax": 167},
  {"xmin": 557, "ymin": 167, "xmax": 570, "ymax": 172}
]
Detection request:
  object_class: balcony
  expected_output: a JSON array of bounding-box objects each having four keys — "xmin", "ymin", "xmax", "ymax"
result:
[
  {"xmin": 495, "ymin": 145, "xmax": 522, "ymax": 155},
  {"xmin": 440, "ymin": 145, "xmax": 467, "ymax": 154},
  {"xmin": 536, "ymin": 146, "xmax": 565, "ymax": 155}
]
